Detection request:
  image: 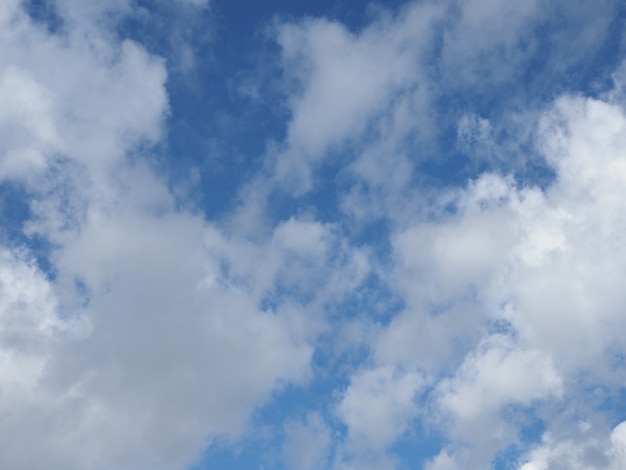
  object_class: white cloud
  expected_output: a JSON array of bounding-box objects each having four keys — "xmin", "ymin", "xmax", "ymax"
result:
[
  {"xmin": 54, "ymin": 0, "xmax": 133, "ymax": 34},
  {"xmin": 0, "ymin": 128, "xmax": 316, "ymax": 470},
  {"xmin": 265, "ymin": 3, "xmax": 626, "ymax": 461},
  {"xmin": 439, "ymin": 0, "xmax": 540, "ymax": 85},
  {"xmin": 273, "ymin": 2, "xmax": 443, "ymax": 192},
  {"xmin": 519, "ymin": 420, "xmax": 626, "ymax": 470},
  {"xmin": 392, "ymin": 176, "xmax": 517, "ymax": 304},
  {"xmin": 3, "ymin": 0, "xmax": 626, "ymax": 468},
  {"xmin": 273, "ymin": 217, "xmax": 329, "ymax": 258},
  {"xmin": 374, "ymin": 300, "xmax": 483, "ymax": 372},
  {"xmin": 335, "ymin": 365, "xmax": 423, "ymax": 467},
  {"xmin": 0, "ymin": 248, "xmax": 65, "ymax": 400},
  {"xmin": 438, "ymin": 335, "xmax": 563, "ymax": 421},
  {"xmin": 0, "ymin": 6, "xmax": 167, "ymax": 183},
  {"xmin": 282, "ymin": 413, "xmax": 331, "ymax": 470},
  {"xmin": 177, "ymin": 0, "xmax": 210, "ymax": 6},
  {"xmin": 0, "ymin": 2, "xmax": 356, "ymax": 469},
  {"xmin": 425, "ymin": 451, "xmax": 458, "ymax": 470},
  {"xmin": 325, "ymin": 84, "xmax": 626, "ymax": 466},
  {"xmin": 268, "ymin": 2, "xmax": 626, "ymax": 466},
  {"xmin": 0, "ymin": 66, "xmax": 60, "ymax": 177}
]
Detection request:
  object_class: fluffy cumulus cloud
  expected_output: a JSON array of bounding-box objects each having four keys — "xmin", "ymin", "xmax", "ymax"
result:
[
  {"xmin": 0, "ymin": 1, "xmax": 350, "ymax": 469},
  {"xmin": 2, "ymin": 0, "xmax": 626, "ymax": 469},
  {"xmin": 518, "ymin": 420, "xmax": 626, "ymax": 470},
  {"xmin": 375, "ymin": 93, "xmax": 626, "ymax": 468},
  {"xmin": 267, "ymin": 0, "xmax": 626, "ymax": 467},
  {"xmin": 337, "ymin": 366, "xmax": 423, "ymax": 457}
]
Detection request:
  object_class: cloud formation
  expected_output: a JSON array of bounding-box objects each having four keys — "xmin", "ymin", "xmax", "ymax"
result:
[{"xmin": 1, "ymin": 0, "xmax": 626, "ymax": 469}]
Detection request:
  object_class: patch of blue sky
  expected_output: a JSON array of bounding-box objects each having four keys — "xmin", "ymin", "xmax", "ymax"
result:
[
  {"xmin": 0, "ymin": 181, "xmax": 31, "ymax": 246},
  {"xmin": 212, "ymin": 0, "xmax": 408, "ymax": 36},
  {"xmin": 239, "ymin": 277, "xmax": 409, "ymax": 468},
  {"xmin": 116, "ymin": 2, "xmax": 274, "ymax": 220},
  {"xmin": 0, "ymin": 181, "xmax": 56, "ymax": 279},
  {"xmin": 490, "ymin": 406, "xmax": 549, "ymax": 469},
  {"xmin": 597, "ymin": 386, "xmax": 626, "ymax": 422},
  {"xmin": 189, "ymin": 381, "xmax": 341, "ymax": 469},
  {"xmin": 331, "ymin": 271, "xmax": 405, "ymax": 320},
  {"xmin": 188, "ymin": 436, "xmax": 280, "ymax": 470},
  {"xmin": 117, "ymin": 0, "xmax": 626, "ymax": 229},
  {"xmin": 22, "ymin": 0, "xmax": 64, "ymax": 33},
  {"xmin": 390, "ymin": 421, "xmax": 449, "ymax": 469}
]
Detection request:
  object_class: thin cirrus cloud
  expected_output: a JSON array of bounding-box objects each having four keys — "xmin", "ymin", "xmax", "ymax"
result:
[{"xmin": 1, "ymin": 0, "xmax": 626, "ymax": 469}]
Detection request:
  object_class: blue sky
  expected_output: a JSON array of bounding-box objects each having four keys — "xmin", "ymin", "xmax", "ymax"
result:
[{"xmin": 2, "ymin": 0, "xmax": 626, "ymax": 469}]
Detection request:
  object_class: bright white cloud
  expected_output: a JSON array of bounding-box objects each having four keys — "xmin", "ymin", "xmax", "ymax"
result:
[
  {"xmin": 0, "ymin": 5, "xmax": 167, "ymax": 182},
  {"xmin": 519, "ymin": 420, "xmax": 626, "ymax": 469},
  {"xmin": 0, "ymin": 66, "xmax": 59, "ymax": 177},
  {"xmin": 370, "ymin": 93, "xmax": 626, "ymax": 466},
  {"xmin": 438, "ymin": 335, "xmax": 562, "ymax": 421},
  {"xmin": 0, "ymin": 2, "xmax": 355, "ymax": 469},
  {"xmin": 0, "ymin": 248, "xmax": 64, "ymax": 398},
  {"xmin": 260, "ymin": 1, "xmax": 626, "ymax": 466},
  {"xmin": 335, "ymin": 365, "xmax": 423, "ymax": 467}
]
